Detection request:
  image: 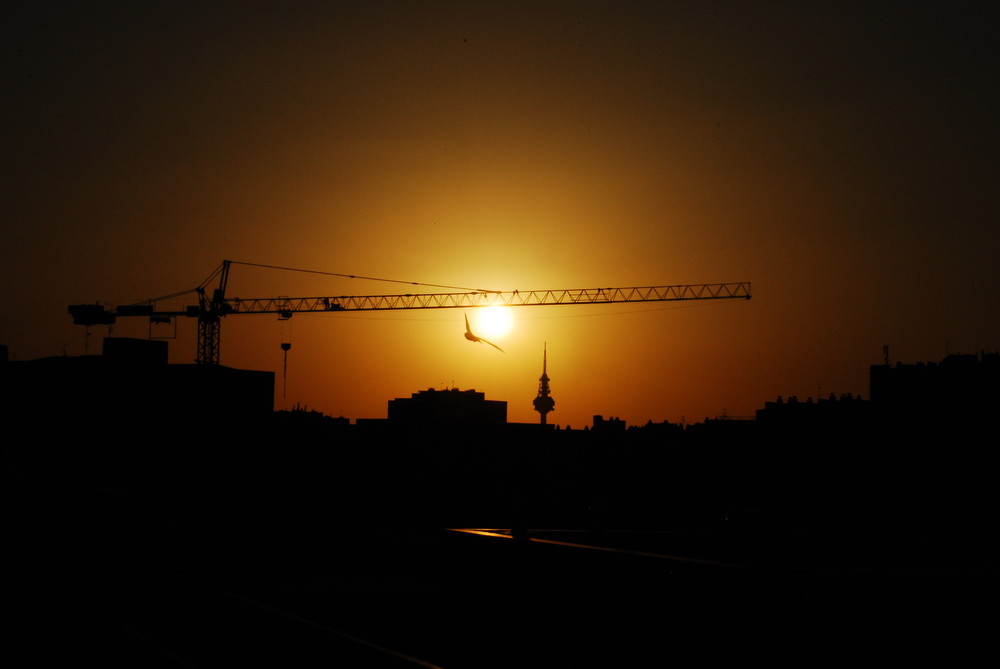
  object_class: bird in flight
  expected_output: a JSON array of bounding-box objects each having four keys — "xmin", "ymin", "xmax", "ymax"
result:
[{"xmin": 464, "ymin": 313, "xmax": 503, "ymax": 352}]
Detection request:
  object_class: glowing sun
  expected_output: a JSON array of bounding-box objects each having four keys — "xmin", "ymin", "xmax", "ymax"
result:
[{"xmin": 475, "ymin": 306, "xmax": 514, "ymax": 339}]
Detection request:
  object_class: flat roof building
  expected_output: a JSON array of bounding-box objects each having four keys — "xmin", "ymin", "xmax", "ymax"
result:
[
  {"xmin": 387, "ymin": 387, "xmax": 507, "ymax": 425},
  {"xmin": 2, "ymin": 337, "xmax": 274, "ymax": 436}
]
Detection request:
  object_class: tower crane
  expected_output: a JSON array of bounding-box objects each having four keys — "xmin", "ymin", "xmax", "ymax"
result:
[{"xmin": 69, "ymin": 260, "xmax": 751, "ymax": 365}]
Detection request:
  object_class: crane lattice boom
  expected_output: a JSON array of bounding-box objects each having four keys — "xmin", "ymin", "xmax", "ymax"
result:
[
  {"xmin": 69, "ymin": 261, "xmax": 750, "ymax": 364},
  {"xmin": 226, "ymin": 283, "xmax": 751, "ymax": 314}
]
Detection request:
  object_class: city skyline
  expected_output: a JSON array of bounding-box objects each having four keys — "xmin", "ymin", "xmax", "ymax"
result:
[
  {"xmin": 10, "ymin": 330, "xmax": 993, "ymax": 432},
  {"xmin": 4, "ymin": 2, "xmax": 997, "ymax": 429}
]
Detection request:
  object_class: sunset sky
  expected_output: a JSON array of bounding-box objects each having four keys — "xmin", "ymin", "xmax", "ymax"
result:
[{"xmin": 4, "ymin": 2, "xmax": 997, "ymax": 427}]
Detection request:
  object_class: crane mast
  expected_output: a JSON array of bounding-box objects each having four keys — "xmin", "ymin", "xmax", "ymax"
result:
[
  {"xmin": 69, "ymin": 260, "xmax": 751, "ymax": 365},
  {"xmin": 195, "ymin": 260, "xmax": 231, "ymax": 367}
]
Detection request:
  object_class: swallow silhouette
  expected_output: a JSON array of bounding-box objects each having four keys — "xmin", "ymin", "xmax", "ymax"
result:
[{"xmin": 464, "ymin": 313, "xmax": 504, "ymax": 352}]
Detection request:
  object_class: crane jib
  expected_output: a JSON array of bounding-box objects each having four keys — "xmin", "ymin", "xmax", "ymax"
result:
[
  {"xmin": 70, "ymin": 283, "xmax": 751, "ymax": 321},
  {"xmin": 219, "ymin": 283, "xmax": 751, "ymax": 314},
  {"xmin": 69, "ymin": 281, "xmax": 750, "ymax": 363}
]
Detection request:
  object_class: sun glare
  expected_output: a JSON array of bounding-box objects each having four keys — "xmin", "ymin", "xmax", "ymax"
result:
[{"xmin": 475, "ymin": 306, "xmax": 514, "ymax": 339}]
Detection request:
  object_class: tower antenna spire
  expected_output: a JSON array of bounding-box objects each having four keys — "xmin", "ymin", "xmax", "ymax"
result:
[{"xmin": 532, "ymin": 342, "xmax": 555, "ymax": 425}]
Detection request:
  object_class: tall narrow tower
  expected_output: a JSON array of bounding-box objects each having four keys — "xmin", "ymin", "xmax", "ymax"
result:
[{"xmin": 532, "ymin": 343, "xmax": 556, "ymax": 425}]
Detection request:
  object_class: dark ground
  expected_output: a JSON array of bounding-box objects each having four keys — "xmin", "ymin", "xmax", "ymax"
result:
[
  {"xmin": 11, "ymin": 429, "xmax": 998, "ymax": 667},
  {"xmin": 14, "ymin": 512, "xmax": 997, "ymax": 668}
]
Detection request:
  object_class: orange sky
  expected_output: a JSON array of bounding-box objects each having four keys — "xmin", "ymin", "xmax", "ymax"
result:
[{"xmin": 4, "ymin": 2, "xmax": 997, "ymax": 428}]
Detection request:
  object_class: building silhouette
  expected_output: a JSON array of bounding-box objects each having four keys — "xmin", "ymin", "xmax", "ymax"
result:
[
  {"xmin": 869, "ymin": 351, "xmax": 998, "ymax": 430},
  {"xmin": 2, "ymin": 336, "xmax": 274, "ymax": 431},
  {"xmin": 387, "ymin": 387, "xmax": 506, "ymax": 425},
  {"xmin": 755, "ymin": 392, "xmax": 869, "ymax": 432}
]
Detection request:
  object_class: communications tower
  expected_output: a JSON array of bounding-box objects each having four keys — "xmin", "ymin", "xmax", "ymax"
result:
[{"xmin": 532, "ymin": 343, "xmax": 556, "ymax": 425}]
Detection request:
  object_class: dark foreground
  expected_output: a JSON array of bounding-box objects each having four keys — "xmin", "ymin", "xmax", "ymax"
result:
[
  {"xmin": 11, "ymin": 431, "xmax": 998, "ymax": 667},
  {"xmin": 13, "ymin": 510, "xmax": 998, "ymax": 668}
]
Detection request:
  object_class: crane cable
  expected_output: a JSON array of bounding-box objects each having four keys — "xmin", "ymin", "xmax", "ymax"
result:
[
  {"xmin": 133, "ymin": 261, "xmax": 500, "ymax": 307},
  {"xmin": 124, "ymin": 263, "xmax": 225, "ymax": 305},
  {"xmin": 228, "ymin": 261, "xmax": 501, "ymax": 294}
]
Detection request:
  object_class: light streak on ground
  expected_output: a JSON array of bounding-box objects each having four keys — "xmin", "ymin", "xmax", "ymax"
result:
[{"xmin": 447, "ymin": 528, "xmax": 745, "ymax": 569}]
